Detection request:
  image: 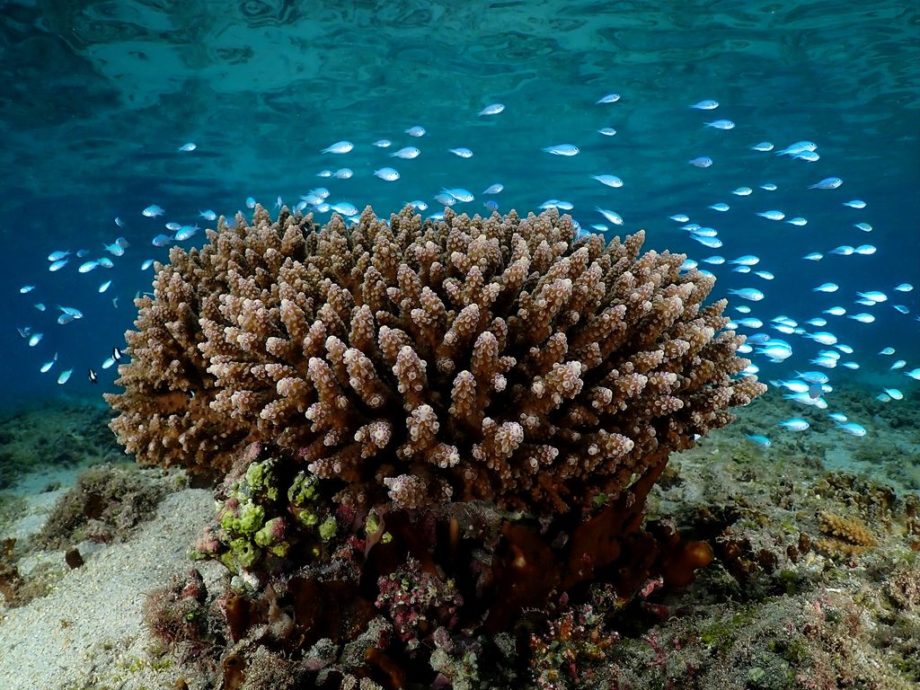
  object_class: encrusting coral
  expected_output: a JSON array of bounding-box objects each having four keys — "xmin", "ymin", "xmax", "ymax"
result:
[
  {"xmin": 108, "ymin": 205, "xmax": 762, "ymax": 515},
  {"xmin": 108, "ymin": 205, "xmax": 764, "ymax": 687}
]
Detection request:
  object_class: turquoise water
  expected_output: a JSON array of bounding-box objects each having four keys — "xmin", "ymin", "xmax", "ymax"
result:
[{"xmin": 1, "ymin": 0, "xmax": 918, "ymax": 427}]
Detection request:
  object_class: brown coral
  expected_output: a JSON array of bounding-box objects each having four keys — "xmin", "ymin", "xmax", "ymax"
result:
[
  {"xmin": 815, "ymin": 510, "xmax": 877, "ymax": 558},
  {"xmin": 107, "ymin": 205, "xmax": 763, "ymax": 516}
]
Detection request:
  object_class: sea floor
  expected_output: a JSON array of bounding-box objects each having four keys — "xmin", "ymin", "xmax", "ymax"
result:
[{"xmin": 0, "ymin": 388, "xmax": 917, "ymax": 690}]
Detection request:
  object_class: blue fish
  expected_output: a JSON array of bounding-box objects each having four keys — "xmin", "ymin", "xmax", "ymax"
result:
[
  {"xmin": 690, "ymin": 99, "xmax": 719, "ymax": 110},
  {"xmin": 779, "ymin": 417, "xmax": 810, "ymax": 431},
  {"xmin": 543, "ymin": 144, "xmax": 579, "ymax": 156},
  {"xmin": 729, "ymin": 288, "xmax": 765, "ymax": 302},
  {"xmin": 746, "ymin": 434, "xmax": 772, "ymax": 448},
  {"xmin": 808, "ymin": 176, "xmax": 843, "ymax": 190}
]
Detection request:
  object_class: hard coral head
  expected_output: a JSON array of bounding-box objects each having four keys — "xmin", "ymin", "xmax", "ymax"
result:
[{"xmin": 107, "ymin": 205, "xmax": 764, "ymax": 518}]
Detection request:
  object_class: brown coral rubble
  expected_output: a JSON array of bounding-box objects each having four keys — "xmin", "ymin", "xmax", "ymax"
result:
[{"xmin": 107, "ymin": 205, "xmax": 763, "ymax": 517}]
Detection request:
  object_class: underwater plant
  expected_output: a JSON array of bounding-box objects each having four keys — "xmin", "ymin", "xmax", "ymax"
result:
[{"xmin": 108, "ymin": 206, "xmax": 764, "ymax": 687}]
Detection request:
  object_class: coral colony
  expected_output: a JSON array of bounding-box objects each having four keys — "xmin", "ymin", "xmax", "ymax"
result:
[{"xmin": 107, "ymin": 206, "xmax": 764, "ymax": 688}]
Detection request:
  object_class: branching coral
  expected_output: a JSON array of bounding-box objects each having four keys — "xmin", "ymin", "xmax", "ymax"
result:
[
  {"xmin": 107, "ymin": 205, "xmax": 762, "ymax": 517},
  {"xmin": 110, "ymin": 205, "xmax": 764, "ymax": 688}
]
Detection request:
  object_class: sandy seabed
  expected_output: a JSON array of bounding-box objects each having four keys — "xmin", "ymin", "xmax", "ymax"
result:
[{"xmin": 0, "ymin": 390, "xmax": 918, "ymax": 690}]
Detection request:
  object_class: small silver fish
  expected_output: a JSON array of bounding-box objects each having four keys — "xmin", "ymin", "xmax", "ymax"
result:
[
  {"xmin": 199, "ymin": 209, "xmax": 217, "ymax": 221},
  {"xmin": 596, "ymin": 208, "xmax": 623, "ymax": 225},
  {"xmin": 19, "ymin": 284, "xmax": 35, "ymax": 293},
  {"xmin": 483, "ymin": 183, "xmax": 504, "ymax": 194},
  {"xmin": 57, "ymin": 369, "xmax": 73, "ymax": 385},
  {"xmin": 709, "ymin": 202, "xmax": 729, "ymax": 212},
  {"xmin": 730, "ymin": 255, "xmax": 760, "ymax": 266},
  {"xmin": 142, "ymin": 204, "xmax": 165, "ymax": 218},
  {"xmin": 449, "ymin": 147, "xmax": 473, "ymax": 158},
  {"xmin": 596, "ymin": 93, "xmax": 621, "ymax": 104},
  {"xmin": 330, "ymin": 202, "xmax": 358, "ymax": 216},
  {"xmin": 543, "ymin": 144, "xmax": 579, "ymax": 156},
  {"xmin": 690, "ymin": 99, "xmax": 719, "ymax": 110},
  {"xmin": 597, "ymin": 127, "xmax": 617, "ymax": 136},
  {"xmin": 688, "ymin": 156, "xmax": 713, "ymax": 168},
  {"xmin": 843, "ymin": 199, "xmax": 866, "ymax": 209},
  {"xmin": 540, "ymin": 199, "xmax": 573, "ymax": 211},
  {"xmin": 103, "ymin": 238, "xmax": 128, "ymax": 256},
  {"xmin": 479, "ymin": 103, "xmax": 505, "ymax": 115},
  {"xmin": 836, "ymin": 422, "xmax": 866, "ymax": 437},
  {"xmin": 704, "ymin": 119, "xmax": 735, "ymax": 130},
  {"xmin": 808, "ymin": 176, "xmax": 843, "ymax": 190},
  {"xmin": 776, "ymin": 141, "xmax": 816, "ymax": 156},
  {"xmin": 49, "ymin": 258, "xmax": 69, "ymax": 272},
  {"xmin": 391, "ymin": 146, "xmax": 421, "ymax": 159},
  {"xmin": 373, "ymin": 139, "xmax": 392, "ymax": 148},
  {"xmin": 374, "ymin": 167, "xmax": 400, "ymax": 182},
  {"xmin": 178, "ymin": 142, "xmax": 196, "ymax": 152},
  {"xmin": 592, "ymin": 174, "xmax": 623, "ymax": 188},
  {"xmin": 732, "ymin": 187, "xmax": 753, "ymax": 196},
  {"xmin": 334, "ymin": 168, "xmax": 353, "ymax": 179},
  {"xmin": 728, "ymin": 288, "xmax": 764, "ymax": 301},
  {"xmin": 443, "ymin": 188, "xmax": 474, "ymax": 203},
  {"xmin": 321, "ymin": 140, "xmax": 354, "ymax": 154},
  {"xmin": 174, "ymin": 225, "xmax": 198, "ymax": 241},
  {"xmin": 751, "ymin": 142, "xmax": 773, "ymax": 152},
  {"xmin": 152, "ymin": 234, "xmax": 173, "ymax": 247},
  {"xmin": 405, "ymin": 126, "xmax": 426, "ymax": 137},
  {"xmin": 757, "ymin": 210, "xmax": 785, "ymax": 220},
  {"xmin": 693, "ymin": 235, "xmax": 723, "ymax": 249}
]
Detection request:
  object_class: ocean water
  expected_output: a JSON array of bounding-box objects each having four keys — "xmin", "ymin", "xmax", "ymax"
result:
[{"xmin": 0, "ymin": 0, "xmax": 918, "ymax": 432}]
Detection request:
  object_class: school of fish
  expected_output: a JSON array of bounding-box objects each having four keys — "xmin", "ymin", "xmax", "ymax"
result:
[{"xmin": 15, "ymin": 93, "xmax": 919, "ymax": 449}]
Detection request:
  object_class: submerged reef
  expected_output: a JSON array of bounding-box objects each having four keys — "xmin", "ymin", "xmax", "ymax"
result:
[{"xmin": 107, "ymin": 206, "xmax": 764, "ymax": 687}]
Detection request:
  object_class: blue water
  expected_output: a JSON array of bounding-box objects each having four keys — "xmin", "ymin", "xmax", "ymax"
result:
[{"xmin": 0, "ymin": 1, "xmax": 918, "ymax": 420}]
